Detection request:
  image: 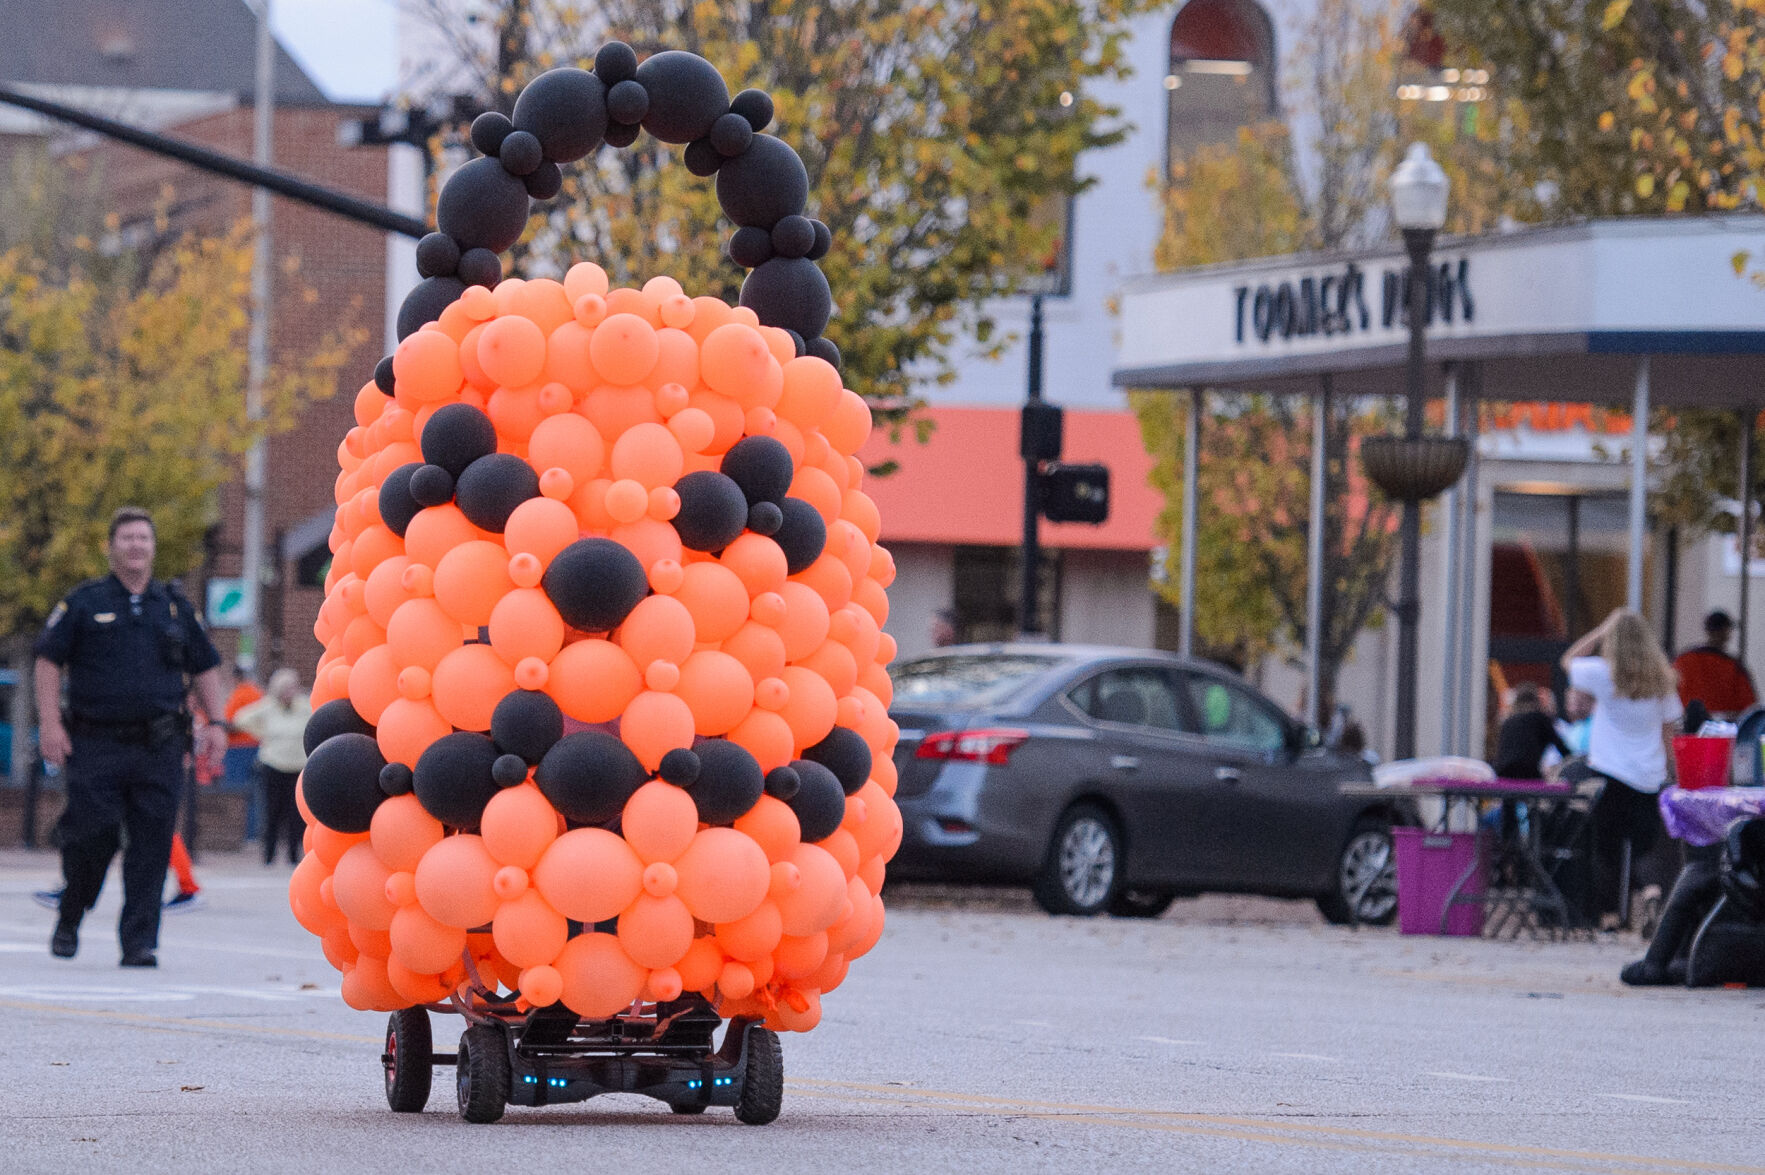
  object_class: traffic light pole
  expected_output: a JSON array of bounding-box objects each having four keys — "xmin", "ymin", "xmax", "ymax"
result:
[{"xmin": 1020, "ymin": 294, "xmax": 1045, "ymax": 637}]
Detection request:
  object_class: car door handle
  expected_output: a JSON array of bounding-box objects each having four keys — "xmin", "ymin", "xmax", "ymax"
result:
[
  {"xmin": 1110, "ymin": 755, "xmax": 1140, "ymax": 771},
  {"xmin": 1214, "ymin": 766, "xmax": 1242, "ymax": 783}
]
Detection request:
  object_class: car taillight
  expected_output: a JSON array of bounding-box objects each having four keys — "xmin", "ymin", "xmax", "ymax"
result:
[{"xmin": 914, "ymin": 729, "xmax": 1029, "ymax": 765}]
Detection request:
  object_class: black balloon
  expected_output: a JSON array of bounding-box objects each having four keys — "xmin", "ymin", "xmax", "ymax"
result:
[
  {"xmin": 806, "ymin": 335, "xmax": 841, "ymax": 370},
  {"xmin": 421, "ymin": 402, "xmax": 498, "ymax": 477},
  {"xmin": 807, "ymin": 219, "xmax": 833, "ymax": 261},
  {"xmin": 534, "ymin": 731, "xmax": 646, "ymax": 825},
  {"xmin": 785, "ymin": 759, "xmax": 846, "ymax": 843},
  {"xmin": 763, "ymin": 765, "xmax": 800, "ymax": 800},
  {"xmin": 436, "ymin": 156, "xmax": 531, "ymax": 254},
  {"xmin": 470, "ymin": 111, "xmax": 514, "ymax": 156},
  {"xmin": 397, "ymin": 275, "xmax": 466, "ymax": 340},
  {"xmin": 784, "ymin": 329, "xmax": 806, "ymax": 357},
  {"xmin": 413, "ymin": 732, "xmax": 502, "ymax": 829},
  {"xmin": 740, "ymin": 256, "xmax": 832, "ymax": 339},
  {"xmin": 773, "ymin": 497, "xmax": 827, "ymax": 574},
  {"xmin": 691, "ymin": 739, "xmax": 764, "ymax": 825},
  {"xmin": 498, "ymin": 129, "xmax": 543, "ymax": 176},
  {"xmin": 683, "ymin": 138, "xmax": 723, "ymax": 178},
  {"xmin": 671, "ymin": 470, "xmax": 749, "ymax": 551},
  {"xmin": 720, "ymin": 435, "xmax": 794, "ymax": 507},
  {"xmin": 511, "ymin": 67, "xmax": 608, "ymax": 163},
  {"xmin": 304, "ymin": 698, "xmax": 375, "ymax": 756},
  {"xmin": 715, "ymin": 134, "xmax": 808, "ymax": 229},
  {"xmin": 493, "ymin": 753, "xmax": 530, "ymax": 788},
  {"xmin": 303, "ymin": 733, "xmax": 387, "ymax": 834},
  {"xmin": 542, "ymin": 538, "xmax": 649, "ymax": 631},
  {"xmin": 710, "ymin": 111, "xmax": 753, "ymax": 157},
  {"xmin": 378, "ymin": 462, "xmax": 424, "ymax": 537},
  {"xmin": 374, "ymin": 354, "xmax": 396, "ymax": 395},
  {"xmin": 595, "ymin": 41, "xmax": 639, "ymax": 85},
  {"xmin": 728, "ymin": 226, "xmax": 773, "ymax": 269},
  {"xmin": 730, "ymin": 88, "xmax": 774, "ymax": 132},
  {"xmin": 746, "ymin": 501, "xmax": 783, "ymax": 537},
  {"xmin": 457, "ymin": 248, "xmax": 503, "ymax": 289},
  {"xmin": 635, "ymin": 50, "xmax": 729, "ymax": 144},
  {"xmin": 491, "ymin": 689, "xmax": 564, "ymax": 765},
  {"xmin": 803, "ymin": 726, "xmax": 872, "ymax": 795},
  {"xmin": 524, "ymin": 162, "xmax": 563, "ymax": 199},
  {"xmin": 604, "ymin": 121, "xmax": 641, "ymax": 149},
  {"xmin": 409, "ymin": 464, "xmax": 455, "ymax": 508},
  {"xmin": 606, "ymin": 79, "xmax": 649, "ymax": 126},
  {"xmin": 456, "ymin": 452, "xmax": 540, "ymax": 532},
  {"xmin": 379, "ymin": 761, "xmax": 415, "ymax": 797},
  {"xmin": 770, "ymin": 215, "xmax": 815, "ymax": 259},
  {"xmin": 416, "ymin": 231, "xmax": 462, "ymax": 277},
  {"xmin": 659, "ymin": 747, "xmax": 701, "ymax": 787}
]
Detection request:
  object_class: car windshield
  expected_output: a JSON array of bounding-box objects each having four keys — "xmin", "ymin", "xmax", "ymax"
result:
[{"xmin": 890, "ymin": 654, "xmax": 1065, "ymax": 708}]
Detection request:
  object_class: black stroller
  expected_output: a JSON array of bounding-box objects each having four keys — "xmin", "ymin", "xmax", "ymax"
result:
[{"xmin": 1624, "ymin": 816, "xmax": 1765, "ymax": 987}]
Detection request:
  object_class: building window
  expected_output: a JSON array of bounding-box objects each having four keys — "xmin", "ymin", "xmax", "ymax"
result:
[
  {"xmin": 1166, "ymin": 0, "xmax": 1278, "ymax": 167},
  {"xmin": 952, "ymin": 545, "xmax": 1062, "ymax": 643}
]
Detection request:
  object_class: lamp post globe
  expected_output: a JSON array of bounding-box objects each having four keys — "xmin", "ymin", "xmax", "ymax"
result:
[{"xmin": 1389, "ymin": 142, "xmax": 1450, "ymax": 232}]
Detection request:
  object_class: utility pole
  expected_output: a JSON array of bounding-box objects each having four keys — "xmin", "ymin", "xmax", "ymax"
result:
[
  {"xmin": 242, "ymin": 0, "xmax": 276, "ymax": 673},
  {"xmin": 1020, "ymin": 295, "xmax": 1045, "ymax": 637}
]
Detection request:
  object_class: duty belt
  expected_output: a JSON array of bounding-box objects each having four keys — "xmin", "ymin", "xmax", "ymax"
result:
[{"xmin": 67, "ymin": 712, "xmax": 186, "ymax": 748}]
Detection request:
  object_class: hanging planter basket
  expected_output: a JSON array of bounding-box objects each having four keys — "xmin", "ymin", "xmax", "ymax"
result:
[{"xmin": 1360, "ymin": 435, "xmax": 1469, "ymax": 502}]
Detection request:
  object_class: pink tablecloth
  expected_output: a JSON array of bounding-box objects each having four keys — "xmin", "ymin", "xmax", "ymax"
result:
[{"xmin": 1659, "ymin": 786, "xmax": 1765, "ymax": 846}]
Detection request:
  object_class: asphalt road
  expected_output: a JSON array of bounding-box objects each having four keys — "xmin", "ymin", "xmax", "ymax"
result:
[{"xmin": 1, "ymin": 848, "xmax": 1760, "ymax": 1174}]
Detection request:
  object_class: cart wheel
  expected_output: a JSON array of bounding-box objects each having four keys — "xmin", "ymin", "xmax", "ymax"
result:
[
  {"xmin": 734, "ymin": 1025, "xmax": 783, "ymax": 1125},
  {"xmin": 384, "ymin": 1008, "xmax": 433, "ymax": 1113},
  {"xmin": 456, "ymin": 1024, "xmax": 510, "ymax": 1124},
  {"xmin": 669, "ymin": 1102, "xmax": 707, "ymax": 1115}
]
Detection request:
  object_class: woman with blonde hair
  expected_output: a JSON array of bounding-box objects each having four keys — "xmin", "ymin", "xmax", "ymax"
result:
[
  {"xmin": 232, "ymin": 668, "xmax": 312, "ymax": 866},
  {"xmin": 1560, "ymin": 609, "xmax": 1683, "ymax": 924}
]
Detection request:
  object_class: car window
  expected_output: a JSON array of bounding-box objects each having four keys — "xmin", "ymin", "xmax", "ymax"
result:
[
  {"xmin": 1070, "ymin": 667, "xmax": 1190, "ymax": 733},
  {"xmin": 1182, "ymin": 674, "xmax": 1287, "ymax": 754},
  {"xmin": 891, "ymin": 654, "xmax": 1066, "ymax": 708}
]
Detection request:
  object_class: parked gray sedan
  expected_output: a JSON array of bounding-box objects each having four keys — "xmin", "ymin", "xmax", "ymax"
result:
[{"xmin": 887, "ymin": 644, "xmax": 1406, "ymax": 922}]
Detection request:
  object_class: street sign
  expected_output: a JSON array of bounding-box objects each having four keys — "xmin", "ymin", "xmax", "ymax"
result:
[{"xmin": 206, "ymin": 577, "xmax": 255, "ymax": 629}]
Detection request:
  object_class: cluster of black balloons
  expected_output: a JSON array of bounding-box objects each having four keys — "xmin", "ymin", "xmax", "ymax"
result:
[
  {"xmin": 379, "ymin": 403, "xmax": 542, "ymax": 537},
  {"xmin": 668, "ymin": 435, "xmax": 826, "ymax": 571},
  {"xmin": 389, "ymin": 42, "xmax": 840, "ymax": 371}
]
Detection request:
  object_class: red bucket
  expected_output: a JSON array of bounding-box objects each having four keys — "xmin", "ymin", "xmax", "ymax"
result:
[{"xmin": 1673, "ymin": 735, "xmax": 1734, "ymax": 790}]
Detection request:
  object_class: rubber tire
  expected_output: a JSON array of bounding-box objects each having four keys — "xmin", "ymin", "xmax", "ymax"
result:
[
  {"xmin": 734, "ymin": 1025, "xmax": 783, "ymax": 1125},
  {"xmin": 1108, "ymin": 888, "xmax": 1178, "ymax": 919},
  {"xmin": 670, "ymin": 1102, "xmax": 708, "ymax": 1114},
  {"xmin": 456, "ymin": 1024, "xmax": 510, "ymax": 1123},
  {"xmin": 1316, "ymin": 818, "xmax": 1399, "ymax": 926},
  {"xmin": 1032, "ymin": 803, "xmax": 1123, "ymax": 917},
  {"xmin": 385, "ymin": 1007, "xmax": 433, "ymax": 1113}
]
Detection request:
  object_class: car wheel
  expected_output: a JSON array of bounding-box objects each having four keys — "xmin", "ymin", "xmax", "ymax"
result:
[
  {"xmin": 1033, "ymin": 804, "xmax": 1122, "ymax": 916},
  {"xmin": 1317, "ymin": 818, "xmax": 1398, "ymax": 926},
  {"xmin": 1108, "ymin": 888, "xmax": 1178, "ymax": 919}
]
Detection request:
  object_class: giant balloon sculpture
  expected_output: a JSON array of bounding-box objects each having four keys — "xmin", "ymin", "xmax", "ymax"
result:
[{"xmin": 290, "ymin": 44, "xmax": 900, "ymax": 1077}]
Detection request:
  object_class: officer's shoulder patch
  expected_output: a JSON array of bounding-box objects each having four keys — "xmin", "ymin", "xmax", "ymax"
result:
[
  {"xmin": 93, "ymin": 612, "xmax": 116, "ymax": 624},
  {"xmin": 45, "ymin": 601, "xmax": 67, "ymax": 628}
]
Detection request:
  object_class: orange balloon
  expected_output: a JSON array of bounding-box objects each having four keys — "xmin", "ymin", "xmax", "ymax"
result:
[
  {"xmin": 775, "ymin": 582, "xmax": 831, "ymax": 661},
  {"xmin": 722, "ymin": 621, "xmax": 787, "ymax": 680},
  {"xmin": 719, "ymin": 533, "xmax": 788, "ymax": 597},
  {"xmin": 667, "ymin": 406, "xmax": 716, "ymax": 453},
  {"xmin": 717, "ymin": 960, "xmax": 756, "ymax": 1000},
  {"xmin": 647, "ymin": 966, "xmax": 685, "ymax": 1002},
  {"xmin": 480, "ymin": 784, "xmax": 559, "ymax": 869},
  {"xmin": 518, "ymin": 963, "xmax": 564, "ymax": 1008},
  {"xmin": 688, "ymin": 389, "xmax": 746, "ymax": 454},
  {"xmin": 849, "ymin": 781, "xmax": 897, "ymax": 861},
  {"xmin": 394, "ymin": 328, "xmax": 464, "ymax": 402},
  {"xmin": 532, "ymin": 829, "xmax": 643, "ymax": 923},
  {"xmin": 583, "ymin": 384, "xmax": 664, "ymax": 438},
  {"xmin": 289, "ymin": 854, "xmax": 334, "ymax": 935},
  {"xmin": 777, "ymin": 842, "xmax": 849, "ymax": 936},
  {"xmin": 675, "ymin": 650, "xmax": 755, "ymax": 736},
  {"xmin": 390, "ymin": 902, "xmax": 469, "ymax": 973},
  {"xmin": 544, "ymin": 320, "xmax": 600, "ymax": 394},
  {"xmin": 824, "ymin": 388, "xmax": 872, "ymax": 455},
  {"xmin": 546, "ymin": 638, "xmax": 641, "ymax": 723},
  {"xmin": 774, "ymin": 988, "xmax": 822, "ymax": 1032},
  {"xmin": 604, "ymin": 478, "xmax": 648, "ymax": 525},
  {"xmin": 555, "ymin": 932, "xmax": 647, "ymax": 1018},
  {"xmin": 492, "ymin": 889, "xmax": 569, "ymax": 969},
  {"xmin": 734, "ymin": 795, "xmax": 802, "ymax": 863},
  {"xmin": 617, "ymin": 894, "xmax": 694, "ymax": 968},
  {"xmin": 476, "ymin": 314, "xmax": 547, "ymax": 388},
  {"xmin": 376, "ymin": 697, "xmax": 451, "ymax": 767},
  {"xmin": 489, "ymin": 587, "xmax": 565, "ymax": 665},
  {"xmin": 505, "ymin": 278, "xmax": 574, "ymax": 334},
  {"xmin": 859, "ymin": 662, "xmax": 894, "ymax": 709},
  {"xmin": 620, "ymin": 691, "xmax": 694, "ymax": 770},
  {"xmin": 726, "ymin": 707, "xmax": 796, "ymax": 771},
  {"xmin": 675, "ymin": 936, "xmax": 724, "ymax": 994},
  {"xmin": 589, "ymin": 313, "xmax": 660, "ymax": 384},
  {"xmin": 620, "ymin": 781, "xmax": 699, "ymax": 864},
  {"xmin": 778, "ymin": 356, "xmax": 842, "ymax": 429},
  {"xmin": 414, "ymin": 834, "xmax": 502, "ymax": 929},
  {"xmin": 386, "ymin": 597, "xmax": 464, "ymax": 669},
  {"xmin": 487, "ymin": 384, "xmax": 546, "ymax": 442},
  {"xmin": 616, "ymin": 595, "xmax": 696, "ymax": 668},
  {"xmin": 652, "ymin": 327, "xmax": 701, "ymax": 391},
  {"xmin": 715, "ymin": 900, "xmax": 782, "ymax": 962},
  {"xmin": 529, "ymin": 412, "xmax": 605, "ymax": 486},
  {"xmin": 311, "ymin": 822, "xmax": 367, "ymax": 869},
  {"xmin": 700, "ymin": 323, "xmax": 772, "ymax": 400},
  {"xmin": 345, "ymin": 646, "xmax": 400, "ymax": 726},
  {"xmin": 368, "ymin": 794, "xmax": 444, "ymax": 873},
  {"xmin": 405, "ymin": 504, "xmax": 485, "ymax": 569},
  {"xmin": 363, "ymin": 555, "xmax": 414, "ymax": 629},
  {"xmin": 795, "ymin": 639, "xmax": 859, "ymax": 699},
  {"xmin": 341, "ymin": 953, "xmax": 404, "ymax": 1011},
  {"xmin": 775, "ymin": 931, "xmax": 829, "ymax": 981},
  {"xmin": 564, "ymin": 263, "xmax": 610, "ymax": 302},
  {"xmin": 858, "ymin": 853, "xmax": 887, "ymax": 894},
  {"xmin": 332, "ymin": 842, "xmax": 397, "ymax": 931},
  {"xmin": 322, "ymin": 924, "xmax": 360, "ymax": 972},
  {"xmin": 349, "ymin": 524, "xmax": 403, "ymax": 582},
  {"xmin": 675, "ymin": 562, "xmax": 748, "ymax": 643},
  {"xmin": 790, "ymin": 466, "xmax": 842, "ymax": 526},
  {"xmin": 793, "ymin": 553, "xmax": 854, "ymax": 612},
  {"xmin": 503, "ymin": 497, "xmax": 579, "ymax": 566},
  {"xmin": 852, "ymin": 576, "xmax": 890, "ymax": 627},
  {"xmin": 430, "ymin": 643, "xmax": 517, "ymax": 731},
  {"xmin": 387, "ymin": 956, "xmax": 454, "ymax": 1005},
  {"xmin": 433, "ymin": 540, "xmax": 515, "ymax": 626},
  {"xmin": 777, "ymin": 665, "xmax": 837, "ymax": 750},
  {"xmin": 674, "ymin": 828, "xmax": 770, "ymax": 923},
  {"xmin": 340, "ymin": 615, "xmax": 388, "ymax": 663},
  {"xmin": 609, "ymin": 517, "xmax": 683, "ymax": 574},
  {"xmin": 610, "ymin": 421, "xmax": 685, "ymax": 488}
]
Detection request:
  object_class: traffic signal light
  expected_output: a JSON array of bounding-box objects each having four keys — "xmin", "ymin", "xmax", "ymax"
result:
[{"xmin": 1038, "ymin": 463, "xmax": 1109, "ymax": 524}]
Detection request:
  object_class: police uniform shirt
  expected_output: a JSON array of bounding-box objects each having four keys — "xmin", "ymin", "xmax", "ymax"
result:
[{"xmin": 34, "ymin": 575, "xmax": 222, "ymax": 723}]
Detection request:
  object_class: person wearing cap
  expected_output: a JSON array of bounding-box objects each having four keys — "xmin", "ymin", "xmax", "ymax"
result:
[{"xmin": 1673, "ymin": 609, "xmax": 1757, "ymax": 718}]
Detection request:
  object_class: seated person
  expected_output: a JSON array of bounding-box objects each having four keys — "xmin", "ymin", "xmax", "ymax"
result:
[
  {"xmin": 1674, "ymin": 609, "xmax": 1757, "ymax": 718},
  {"xmin": 1492, "ymin": 683, "xmax": 1569, "ymax": 779}
]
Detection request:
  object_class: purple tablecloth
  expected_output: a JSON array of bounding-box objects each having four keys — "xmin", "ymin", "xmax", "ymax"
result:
[{"xmin": 1659, "ymin": 786, "xmax": 1765, "ymax": 846}]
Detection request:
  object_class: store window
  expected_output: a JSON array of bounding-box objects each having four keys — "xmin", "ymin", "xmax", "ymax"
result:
[
  {"xmin": 1166, "ymin": 0, "xmax": 1278, "ymax": 166},
  {"xmin": 951, "ymin": 545, "xmax": 1062, "ymax": 643}
]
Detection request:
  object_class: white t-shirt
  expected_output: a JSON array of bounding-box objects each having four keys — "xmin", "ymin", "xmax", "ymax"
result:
[{"xmin": 1568, "ymin": 657, "xmax": 1683, "ymax": 793}]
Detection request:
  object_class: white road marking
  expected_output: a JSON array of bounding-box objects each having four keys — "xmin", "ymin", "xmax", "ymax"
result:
[
  {"xmin": 1011, "ymin": 1019, "xmax": 1053, "ymax": 1028},
  {"xmin": 1268, "ymin": 1052, "xmax": 1338, "ymax": 1062},
  {"xmin": 1600, "ymin": 1093, "xmax": 1692, "ymax": 1105},
  {"xmin": 1422, "ymin": 1071, "xmax": 1511, "ymax": 1083},
  {"xmin": 1137, "ymin": 1035, "xmax": 1200, "ymax": 1046}
]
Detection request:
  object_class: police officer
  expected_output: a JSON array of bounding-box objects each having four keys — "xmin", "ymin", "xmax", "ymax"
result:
[{"xmin": 34, "ymin": 507, "xmax": 228, "ymax": 967}]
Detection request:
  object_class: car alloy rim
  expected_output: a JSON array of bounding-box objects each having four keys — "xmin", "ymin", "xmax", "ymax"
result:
[
  {"xmin": 1060, "ymin": 818, "xmax": 1115, "ymax": 907},
  {"xmin": 457, "ymin": 1042, "xmax": 470, "ymax": 1105},
  {"xmin": 1341, "ymin": 830, "xmax": 1396, "ymax": 921},
  {"xmin": 385, "ymin": 1027, "xmax": 397, "ymax": 1088}
]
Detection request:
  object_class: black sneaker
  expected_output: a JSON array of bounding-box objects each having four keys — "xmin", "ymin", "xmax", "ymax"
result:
[
  {"xmin": 1619, "ymin": 959, "xmax": 1672, "ymax": 986},
  {"xmin": 119, "ymin": 951, "xmax": 158, "ymax": 968},
  {"xmin": 33, "ymin": 888, "xmax": 65, "ymax": 912},
  {"xmin": 50, "ymin": 923, "xmax": 78, "ymax": 959}
]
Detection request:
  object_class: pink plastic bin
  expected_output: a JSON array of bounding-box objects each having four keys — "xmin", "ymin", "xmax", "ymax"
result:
[{"xmin": 1394, "ymin": 827, "xmax": 1484, "ymax": 936}]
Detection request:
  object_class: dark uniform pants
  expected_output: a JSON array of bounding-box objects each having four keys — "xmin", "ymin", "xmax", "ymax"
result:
[{"xmin": 57, "ymin": 734, "xmax": 184, "ymax": 956}]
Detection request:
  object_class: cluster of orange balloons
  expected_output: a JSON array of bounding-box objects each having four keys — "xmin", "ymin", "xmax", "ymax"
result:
[{"xmin": 291, "ymin": 263, "xmax": 898, "ymax": 1034}]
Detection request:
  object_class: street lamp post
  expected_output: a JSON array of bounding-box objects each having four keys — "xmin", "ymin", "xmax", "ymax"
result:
[{"xmin": 1387, "ymin": 143, "xmax": 1451, "ymax": 763}]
